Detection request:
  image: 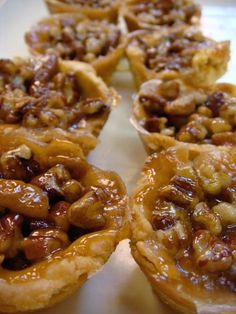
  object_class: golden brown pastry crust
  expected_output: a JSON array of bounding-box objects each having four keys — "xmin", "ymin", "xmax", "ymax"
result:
[
  {"xmin": 44, "ymin": 0, "xmax": 120, "ymax": 23},
  {"xmin": 126, "ymin": 27, "xmax": 230, "ymax": 87},
  {"xmin": 121, "ymin": 0, "xmax": 201, "ymax": 32},
  {"xmin": 0, "ymin": 57, "xmax": 118, "ymax": 155},
  {"xmin": 130, "ymin": 145, "xmax": 236, "ymax": 314},
  {"xmin": 25, "ymin": 14, "xmax": 127, "ymax": 82},
  {"xmin": 131, "ymin": 79, "xmax": 236, "ymax": 154},
  {"xmin": 0, "ymin": 132, "xmax": 129, "ymax": 313}
]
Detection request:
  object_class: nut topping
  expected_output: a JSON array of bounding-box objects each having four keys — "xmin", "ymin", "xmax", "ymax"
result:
[
  {"xmin": 137, "ymin": 146, "xmax": 236, "ymax": 292},
  {"xmin": 0, "ymin": 179, "xmax": 49, "ymax": 218},
  {"xmin": 136, "ymin": 79, "xmax": 236, "ymax": 146},
  {"xmin": 68, "ymin": 190, "xmax": 106, "ymax": 230},
  {"xmin": 23, "ymin": 228, "xmax": 70, "ymax": 261}
]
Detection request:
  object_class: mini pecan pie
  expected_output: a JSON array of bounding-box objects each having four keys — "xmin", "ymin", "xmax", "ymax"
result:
[
  {"xmin": 131, "ymin": 79, "xmax": 236, "ymax": 154},
  {"xmin": 45, "ymin": 0, "xmax": 120, "ymax": 23},
  {"xmin": 25, "ymin": 14, "xmax": 126, "ymax": 82},
  {"xmin": 126, "ymin": 27, "xmax": 230, "ymax": 87},
  {"xmin": 121, "ymin": 0, "xmax": 201, "ymax": 32},
  {"xmin": 0, "ymin": 131, "xmax": 128, "ymax": 313},
  {"xmin": 131, "ymin": 144, "xmax": 236, "ymax": 314},
  {"xmin": 0, "ymin": 55, "xmax": 118, "ymax": 155}
]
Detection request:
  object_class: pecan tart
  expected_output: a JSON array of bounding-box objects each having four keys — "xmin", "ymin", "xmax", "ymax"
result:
[
  {"xmin": 0, "ymin": 131, "xmax": 128, "ymax": 313},
  {"xmin": 25, "ymin": 14, "xmax": 126, "ymax": 82},
  {"xmin": 121, "ymin": 0, "xmax": 201, "ymax": 32},
  {"xmin": 131, "ymin": 144, "xmax": 236, "ymax": 314},
  {"xmin": 126, "ymin": 27, "xmax": 230, "ymax": 87},
  {"xmin": 131, "ymin": 79, "xmax": 236, "ymax": 154},
  {"xmin": 44, "ymin": 0, "xmax": 120, "ymax": 23},
  {"xmin": 0, "ymin": 55, "xmax": 118, "ymax": 155}
]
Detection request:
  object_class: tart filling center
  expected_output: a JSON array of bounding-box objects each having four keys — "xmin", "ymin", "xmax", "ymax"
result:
[
  {"xmin": 0, "ymin": 56, "xmax": 109, "ymax": 132},
  {"xmin": 25, "ymin": 18, "xmax": 121, "ymax": 63},
  {"xmin": 138, "ymin": 80, "xmax": 236, "ymax": 146},
  {"xmin": 128, "ymin": 0, "xmax": 200, "ymax": 27},
  {"xmin": 0, "ymin": 143, "xmax": 124, "ymax": 271},
  {"xmin": 134, "ymin": 29, "xmax": 213, "ymax": 73}
]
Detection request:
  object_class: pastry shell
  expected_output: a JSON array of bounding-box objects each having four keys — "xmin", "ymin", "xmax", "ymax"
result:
[
  {"xmin": 131, "ymin": 79, "xmax": 236, "ymax": 154},
  {"xmin": 1, "ymin": 57, "xmax": 118, "ymax": 155},
  {"xmin": 130, "ymin": 144, "xmax": 236, "ymax": 314},
  {"xmin": 44, "ymin": 0, "xmax": 120, "ymax": 23},
  {"xmin": 0, "ymin": 131, "xmax": 129, "ymax": 313},
  {"xmin": 25, "ymin": 14, "xmax": 127, "ymax": 82},
  {"xmin": 126, "ymin": 28, "xmax": 230, "ymax": 87},
  {"xmin": 121, "ymin": 0, "xmax": 201, "ymax": 32}
]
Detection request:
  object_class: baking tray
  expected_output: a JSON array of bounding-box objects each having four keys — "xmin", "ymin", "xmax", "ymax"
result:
[{"xmin": 0, "ymin": 1, "xmax": 235, "ymax": 313}]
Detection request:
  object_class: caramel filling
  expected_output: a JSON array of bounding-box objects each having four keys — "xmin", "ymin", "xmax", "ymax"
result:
[{"xmin": 0, "ymin": 144, "xmax": 124, "ymax": 271}]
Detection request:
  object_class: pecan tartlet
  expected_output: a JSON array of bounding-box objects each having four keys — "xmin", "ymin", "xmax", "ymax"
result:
[
  {"xmin": 44, "ymin": 0, "xmax": 120, "ymax": 23},
  {"xmin": 25, "ymin": 14, "xmax": 126, "ymax": 82},
  {"xmin": 121, "ymin": 0, "xmax": 201, "ymax": 32},
  {"xmin": 0, "ymin": 131, "xmax": 128, "ymax": 313},
  {"xmin": 0, "ymin": 55, "xmax": 118, "ymax": 155},
  {"xmin": 131, "ymin": 144, "xmax": 236, "ymax": 314},
  {"xmin": 126, "ymin": 27, "xmax": 230, "ymax": 87},
  {"xmin": 131, "ymin": 79, "xmax": 236, "ymax": 154}
]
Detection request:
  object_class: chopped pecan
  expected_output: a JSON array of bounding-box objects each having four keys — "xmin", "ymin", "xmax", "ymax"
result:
[
  {"xmin": 192, "ymin": 202, "xmax": 222, "ymax": 235},
  {"xmin": 31, "ymin": 164, "xmax": 71, "ymax": 201},
  {"xmin": 193, "ymin": 230, "xmax": 233, "ymax": 273},
  {"xmin": 23, "ymin": 228, "xmax": 70, "ymax": 261},
  {"xmin": 0, "ymin": 179, "xmax": 49, "ymax": 218},
  {"xmin": 49, "ymin": 201, "xmax": 70, "ymax": 232},
  {"xmin": 68, "ymin": 190, "xmax": 106, "ymax": 230},
  {"xmin": 212, "ymin": 202, "xmax": 236, "ymax": 227},
  {"xmin": 0, "ymin": 214, "xmax": 23, "ymax": 258}
]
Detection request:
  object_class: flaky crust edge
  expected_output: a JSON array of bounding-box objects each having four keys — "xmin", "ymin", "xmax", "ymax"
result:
[
  {"xmin": 0, "ymin": 230, "xmax": 126, "ymax": 313},
  {"xmin": 44, "ymin": 0, "xmax": 120, "ymax": 23}
]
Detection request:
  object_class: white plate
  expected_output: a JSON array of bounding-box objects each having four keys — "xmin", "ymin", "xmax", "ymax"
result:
[{"xmin": 0, "ymin": 1, "xmax": 235, "ymax": 313}]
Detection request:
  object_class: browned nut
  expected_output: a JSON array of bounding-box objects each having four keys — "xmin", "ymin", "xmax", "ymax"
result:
[
  {"xmin": 68, "ymin": 190, "xmax": 106, "ymax": 230},
  {"xmin": 23, "ymin": 228, "xmax": 70, "ymax": 261},
  {"xmin": 198, "ymin": 164, "xmax": 231, "ymax": 195},
  {"xmin": 158, "ymin": 81, "xmax": 180, "ymax": 101},
  {"xmin": 159, "ymin": 175, "xmax": 201, "ymax": 209},
  {"xmin": 49, "ymin": 201, "xmax": 70, "ymax": 232},
  {"xmin": 192, "ymin": 202, "xmax": 222, "ymax": 235},
  {"xmin": 209, "ymin": 117, "xmax": 232, "ymax": 134},
  {"xmin": 0, "ymin": 145, "xmax": 40, "ymax": 181},
  {"xmin": 31, "ymin": 164, "xmax": 71, "ymax": 200},
  {"xmin": 0, "ymin": 214, "xmax": 23, "ymax": 258},
  {"xmin": 212, "ymin": 202, "xmax": 236, "ymax": 226},
  {"xmin": 0, "ymin": 179, "xmax": 49, "ymax": 218},
  {"xmin": 178, "ymin": 121, "xmax": 208, "ymax": 143},
  {"xmin": 193, "ymin": 230, "xmax": 233, "ymax": 273},
  {"xmin": 80, "ymin": 99, "xmax": 107, "ymax": 115},
  {"xmin": 62, "ymin": 180, "xmax": 83, "ymax": 203},
  {"xmin": 155, "ymin": 211, "xmax": 191, "ymax": 256}
]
